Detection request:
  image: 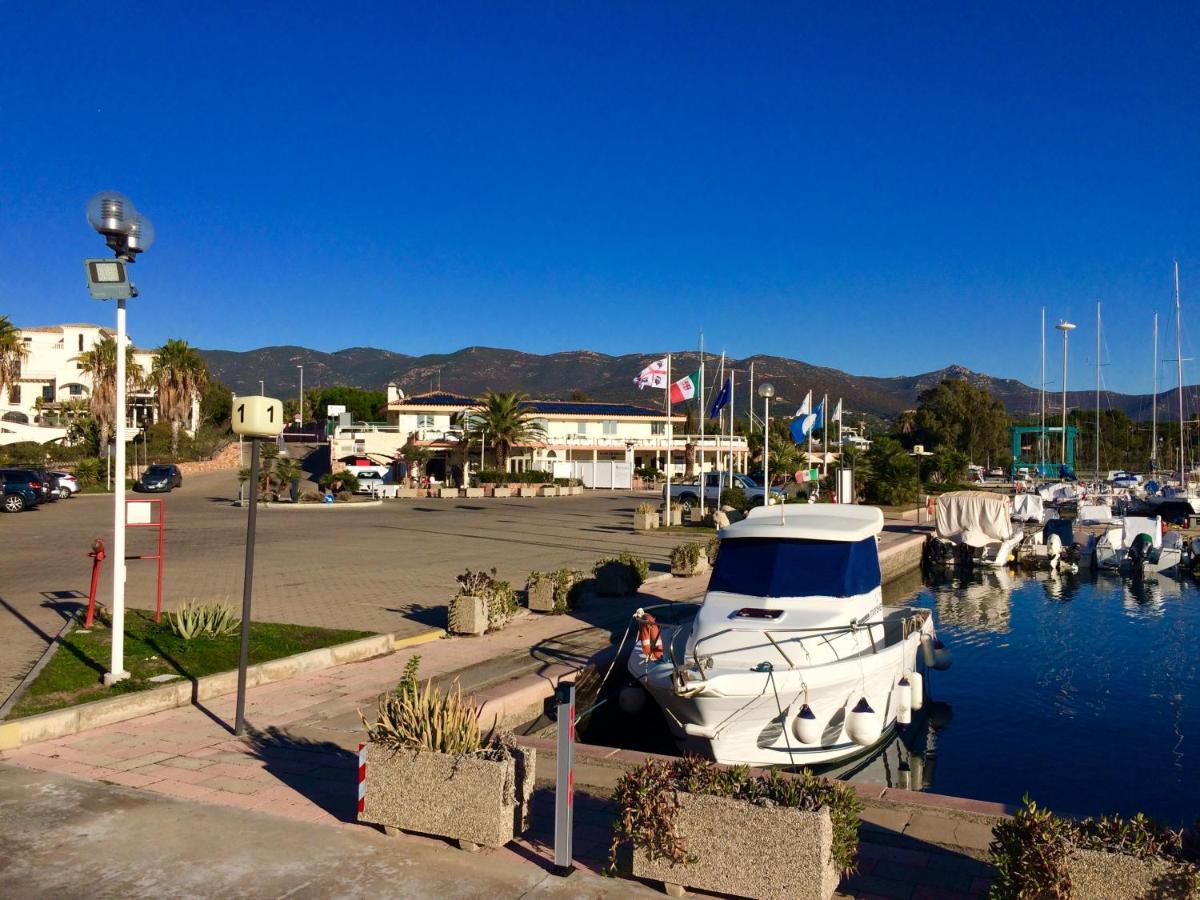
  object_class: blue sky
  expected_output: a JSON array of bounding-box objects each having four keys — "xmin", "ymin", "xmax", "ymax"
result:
[{"xmin": 2, "ymin": 2, "xmax": 1197, "ymax": 393}]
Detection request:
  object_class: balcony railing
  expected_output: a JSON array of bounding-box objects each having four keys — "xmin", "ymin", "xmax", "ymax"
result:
[{"xmin": 331, "ymin": 425, "xmax": 748, "ymax": 452}]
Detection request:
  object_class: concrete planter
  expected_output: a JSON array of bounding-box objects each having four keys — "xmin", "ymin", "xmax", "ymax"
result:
[
  {"xmin": 394, "ymin": 488, "xmax": 418, "ymax": 498},
  {"xmin": 634, "ymin": 511, "xmax": 658, "ymax": 531},
  {"xmin": 439, "ymin": 487, "xmax": 460, "ymax": 499},
  {"xmin": 359, "ymin": 744, "xmax": 536, "ymax": 849},
  {"xmin": 518, "ymin": 486, "xmax": 538, "ymax": 498},
  {"xmin": 463, "ymin": 487, "xmax": 484, "ymax": 498},
  {"xmin": 662, "ymin": 506, "xmax": 683, "ymax": 526},
  {"xmin": 493, "ymin": 486, "xmax": 512, "ymax": 498},
  {"xmin": 632, "ymin": 793, "xmax": 837, "ymax": 900},
  {"xmin": 1064, "ymin": 849, "xmax": 1199, "ymax": 899},
  {"xmin": 538, "ymin": 485, "xmax": 559, "ymax": 497},
  {"xmin": 526, "ymin": 578, "xmax": 555, "ymax": 613},
  {"xmin": 448, "ymin": 595, "xmax": 487, "ymax": 635},
  {"xmin": 568, "ymin": 485, "xmax": 584, "ymax": 496},
  {"xmin": 670, "ymin": 555, "xmax": 709, "ymax": 578}
]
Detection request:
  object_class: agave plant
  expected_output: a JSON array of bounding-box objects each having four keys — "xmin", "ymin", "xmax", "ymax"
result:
[
  {"xmin": 361, "ymin": 660, "xmax": 488, "ymax": 756},
  {"xmin": 168, "ymin": 600, "xmax": 240, "ymax": 640}
]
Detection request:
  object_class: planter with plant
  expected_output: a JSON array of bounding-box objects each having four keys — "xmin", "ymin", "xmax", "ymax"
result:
[
  {"xmin": 661, "ymin": 502, "xmax": 683, "ymax": 527},
  {"xmin": 526, "ymin": 569, "xmax": 582, "ymax": 614},
  {"xmin": 610, "ymin": 757, "xmax": 860, "ymax": 900},
  {"xmin": 493, "ymin": 485, "xmax": 512, "ymax": 498},
  {"xmin": 593, "ymin": 553, "xmax": 650, "ymax": 597},
  {"xmin": 669, "ymin": 542, "xmax": 708, "ymax": 577},
  {"xmin": 358, "ymin": 658, "xmax": 536, "ymax": 850},
  {"xmin": 989, "ymin": 797, "xmax": 1199, "ymax": 899},
  {"xmin": 634, "ymin": 502, "xmax": 659, "ymax": 531},
  {"xmin": 705, "ymin": 536, "xmax": 720, "ymax": 566},
  {"xmin": 518, "ymin": 485, "xmax": 538, "ymax": 498},
  {"xmin": 438, "ymin": 486, "xmax": 459, "ymax": 499},
  {"xmin": 538, "ymin": 483, "xmax": 559, "ymax": 497},
  {"xmin": 448, "ymin": 569, "xmax": 519, "ymax": 635}
]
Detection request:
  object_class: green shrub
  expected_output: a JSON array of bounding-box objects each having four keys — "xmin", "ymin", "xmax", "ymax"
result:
[
  {"xmin": 318, "ymin": 470, "xmax": 360, "ymax": 493},
  {"xmin": 168, "ymin": 601, "xmax": 240, "ymax": 640},
  {"xmin": 592, "ymin": 553, "xmax": 650, "ymax": 595},
  {"xmin": 454, "ymin": 568, "xmax": 518, "ymax": 631},
  {"xmin": 73, "ymin": 457, "xmax": 103, "ymax": 486},
  {"xmin": 477, "ymin": 469, "xmax": 552, "ymax": 484},
  {"xmin": 670, "ymin": 542, "xmax": 703, "ymax": 573},
  {"xmin": 635, "ymin": 502, "xmax": 656, "ymax": 515},
  {"xmin": 719, "ymin": 486, "xmax": 750, "ymax": 513},
  {"xmin": 360, "ymin": 657, "xmax": 486, "ymax": 755},
  {"xmin": 705, "ymin": 536, "xmax": 720, "ymax": 564},
  {"xmin": 609, "ymin": 757, "xmax": 862, "ymax": 875}
]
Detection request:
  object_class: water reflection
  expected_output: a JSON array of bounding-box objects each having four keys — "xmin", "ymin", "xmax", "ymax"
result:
[
  {"xmin": 925, "ymin": 568, "xmax": 1015, "ymax": 632},
  {"xmin": 827, "ymin": 700, "xmax": 956, "ymax": 793}
]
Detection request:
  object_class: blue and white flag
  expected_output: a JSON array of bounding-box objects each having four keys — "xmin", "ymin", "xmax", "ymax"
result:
[
  {"xmin": 708, "ymin": 377, "xmax": 731, "ymax": 417},
  {"xmin": 790, "ymin": 399, "xmax": 825, "ymax": 444}
]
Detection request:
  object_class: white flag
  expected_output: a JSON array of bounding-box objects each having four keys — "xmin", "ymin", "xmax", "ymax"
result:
[
  {"xmin": 833, "ymin": 398, "xmax": 843, "ymax": 423},
  {"xmin": 795, "ymin": 390, "xmax": 812, "ymax": 418},
  {"xmin": 634, "ymin": 357, "xmax": 669, "ymax": 390}
]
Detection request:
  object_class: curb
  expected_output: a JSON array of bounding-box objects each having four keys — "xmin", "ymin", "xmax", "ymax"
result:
[
  {"xmin": 392, "ymin": 629, "xmax": 445, "ymax": 650},
  {"xmin": 0, "ymin": 632, "xmax": 395, "ymax": 751},
  {"xmin": 0, "ymin": 613, "xmax": 79, "ymax": 720},
  {"xmin": 230, "ymin": 499, "xmax": 384, "ymax": 510}
]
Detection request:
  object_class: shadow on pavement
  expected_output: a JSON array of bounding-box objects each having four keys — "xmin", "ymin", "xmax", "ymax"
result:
[{"xmin": 246, "ymin": 725, "xmax": 359, "ymax": 822}]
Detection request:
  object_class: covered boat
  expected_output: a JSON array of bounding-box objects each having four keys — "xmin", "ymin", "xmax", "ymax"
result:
[
  {"xmin": 925, "ymin": 491, "xmax": 1022, "ymax": 568},
  {"xmin": 626, "ymin": 504, "xmax": 945, "ymax": 767}
]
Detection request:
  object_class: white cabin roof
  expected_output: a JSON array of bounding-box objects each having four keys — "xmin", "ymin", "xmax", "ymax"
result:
[{"xmin": 723, "ymin": 504, "xmax": 884, "ymax": 542}]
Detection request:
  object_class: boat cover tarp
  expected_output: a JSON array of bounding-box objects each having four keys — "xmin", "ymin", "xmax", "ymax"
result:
[
  {"xmin": 708, "ymin": 536, "xmax": 881, "ymax": 598},
  {"xmin": 1012, "ymin": 494, "xmax": 1044, "ymax": 522},
  {"xmin": 1122, "ymin": 516, "xmax": 1162, "ymax": 550},
  {"xmin": 935, "ymin": 491, "xmax": 1015, "ymax": 547},
  {"xmin": 1077, "ymin": 504, "xmax": 1113, "ymax": 524}
]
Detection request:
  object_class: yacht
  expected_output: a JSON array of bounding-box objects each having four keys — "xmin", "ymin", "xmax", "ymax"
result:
[{"xmin": 626, "ymin": 504, "xmax": 946, "ymax": 767}]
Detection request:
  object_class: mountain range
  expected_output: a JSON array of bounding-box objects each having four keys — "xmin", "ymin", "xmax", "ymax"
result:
[{"xmin": 198, "ymin": 345, "xmax": 1187, "ymax": 422}]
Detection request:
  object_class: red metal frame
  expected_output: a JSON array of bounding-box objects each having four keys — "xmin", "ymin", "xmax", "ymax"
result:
[{"xmin": 126, "ymin": 499, "xmax": 166, "ymax": 623}]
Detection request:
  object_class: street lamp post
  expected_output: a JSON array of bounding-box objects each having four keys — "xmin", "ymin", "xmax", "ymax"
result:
[
  {"xmin": 259, "ymin": 380, "xmax": 265, "ymax": 396},
  {"xmin": 84, "ymin": 191, "xmax": 155, "ymax": 686},
  {"xmin": 1056, "ymin": 321, "xmax": 1076, "ymax": 466},
  {"xmin": 758, "ymin": 382, "xmax": 775, "ymax": 507},
  {"xmin": 296, "ymin": 365, "xmax": 304, "ymax": 431}
]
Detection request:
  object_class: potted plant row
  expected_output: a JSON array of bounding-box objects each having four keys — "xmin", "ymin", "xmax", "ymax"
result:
[
  {"xmin": 358, "ymin": 658, "xmax": 536, "ymax": 850},
  {"xmin": 609, "ymin": 757, "xmax": 862, "ymax": 900}
]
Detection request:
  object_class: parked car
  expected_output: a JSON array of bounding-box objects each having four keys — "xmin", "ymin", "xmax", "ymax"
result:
[
  {"xmin": 30, "ymin": 468, "xmax": 60, "ymax": 503},
  {"xmin": 1, "ymin": 469, "xmax": 44, "ymax": 513},
  {"xmin": 664, "ymin": 472, "xmax": 785, "ymax": 508},
  {"xmin": 49, "ymin": 470, "xmax": 80, "ymax": 498},
  {"xmin": 134, "ymin": 464, "xmax": 183, "ymax": 493}
]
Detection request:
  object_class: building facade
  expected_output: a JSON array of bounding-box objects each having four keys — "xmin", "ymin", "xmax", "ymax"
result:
[{"xmin": 330, "ymin": 388, "xmax": 751, "ymax": 482}]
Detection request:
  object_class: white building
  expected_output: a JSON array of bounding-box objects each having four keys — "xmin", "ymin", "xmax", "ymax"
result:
[
  {"xmin": 1, "ymin": 323, "xmax": 188, "ymax": 446},
  {"xmin": 330, "ymin": 387, "xmax": 751, "ymax": 484}
]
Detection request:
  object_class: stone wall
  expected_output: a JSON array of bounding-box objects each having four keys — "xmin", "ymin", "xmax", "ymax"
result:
[{"xmin": 176, "ymin": 442, "xmax": 242, "ymax": 475}]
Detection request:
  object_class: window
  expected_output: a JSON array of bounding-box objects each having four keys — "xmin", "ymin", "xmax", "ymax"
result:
[
  {"xmin": 417, "ymin": 414, "xmax": 435, "ymax": 428},
  {"xmin": 78, "ymin": 334, "xmax": 84, "ymax": 352},
  {"xmin": 7, "ymin": 386, "xmax": 19, "ymax": 404},
  {"xmin": 575, "ymin": 421, "xmax": 588, "ymax": 435},
  {"xmin": 708, "ymin": 537, "xmax": 881, "ymax": 598},
  {"xmin": 69, "ymin": 384, "xmax": 84, "ymax": 396},
  {"xmin": 42, "ymin": 385, "xmax": 54, "ymax": 402},
  {"xmin": 602, "ymin": 421, "xmax": 618, "ymax": 436},
  {"xmin": 77, "ymin": 363, "xmax": 84, "ymax": 370},
  {"xmin": 651, "ymin": 422, "xmax": 666, "ymax": 436}
]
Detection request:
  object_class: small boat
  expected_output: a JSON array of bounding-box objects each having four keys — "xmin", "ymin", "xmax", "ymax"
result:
[
  {"xmin": 1018, "ymin": 519, "xmax": 1082, "ymax": 572},
  {"xmin": 924, "ymin": 491, "xmax": 1022, "ymax": 568},
  {"xmin": 1090, "ymin": 516, "xmax": 1186, "ymax": 577},
  {"xmin": 626, "ymin": 504, "xmax": 945, "ymax": 767}
]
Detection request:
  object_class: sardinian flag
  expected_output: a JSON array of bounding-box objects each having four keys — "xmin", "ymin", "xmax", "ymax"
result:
[
  {"xmin": 634, "ymin": 357, "xmax": 669, "ymax": 390},
  {"xmin": 669, "ymin": 370, "xmax": 700, "ymax": 404}
]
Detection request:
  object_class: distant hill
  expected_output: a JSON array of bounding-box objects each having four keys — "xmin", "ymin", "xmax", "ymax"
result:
[{"xmin": 198, "ymin": 345, "xmax": 1194, "ymax": 422}]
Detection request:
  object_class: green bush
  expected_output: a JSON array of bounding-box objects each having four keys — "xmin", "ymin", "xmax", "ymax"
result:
[
  {"xmin": 528, "ymin": 568, "xmax": 583, "ymax": 614},
  {"xmin": 454, "ymin": 568, "xmax": 519, "ymax": 631},
  {"xmin": 360, "ymin": 657, "xmax": 485, "ymax": 756},
  {"xmin": 73, "ymin": 458, "xmax": 103, "ymax": 486},
  {"xmin": 477, "ymin": 469, "xmax": 552, "ymax": 484},
  {"xmin": 670, "ymin": 542, "xmax": 703, "ymax": 574},
  {"xmin": 168, "ymin": 601, "xmax": 240, "ymax": 640},
  {"xmin": 592, "ymin": 553, "xmax": 649, "ymax": 596},
  {"xmin": 706, "ymin": 536, "xmax": 721, "ymax": 564},
  {"xmin": 318, "ymin": 470, "xmax": 360, "ymax": 493},
  {"xmin": 719, "ymin": 486, "xmax": 750, "ymax": 513},
  {"xmin": 609, "ymin": 757, "xmax": 862, "ymax": 875}
]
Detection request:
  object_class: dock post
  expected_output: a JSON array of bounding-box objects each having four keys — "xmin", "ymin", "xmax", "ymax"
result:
[{"xmin": 553, "ymin": 680, "xmax": 576, "ymax": 876}]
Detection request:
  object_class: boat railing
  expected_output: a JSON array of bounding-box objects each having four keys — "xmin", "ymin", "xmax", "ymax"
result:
[{"xmin": 632, "ymin": 603, "xmax": 929, "ymax": 682}]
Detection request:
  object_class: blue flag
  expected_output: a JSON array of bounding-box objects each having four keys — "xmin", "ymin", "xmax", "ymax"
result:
[
  {"xmin": 708, "ymin": 377, "xmax": 731, "ymax": 418},
  {"xmin": 790, "ymin": 400, "xmax": 824, "ymax": 444}
]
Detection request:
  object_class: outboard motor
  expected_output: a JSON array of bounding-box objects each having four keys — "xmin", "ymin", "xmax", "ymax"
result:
[{"xmin": 1128, "ymin": 532, "xmax": 1154, "ymax": 575}]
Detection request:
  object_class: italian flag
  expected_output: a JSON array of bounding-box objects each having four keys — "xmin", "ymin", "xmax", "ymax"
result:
[{"xmin": 669, "ymin": 369, "xmax": 700, "ymax": 404}]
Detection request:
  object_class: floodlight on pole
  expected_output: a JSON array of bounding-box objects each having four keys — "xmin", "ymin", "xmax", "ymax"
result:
[
  {"xmin": 758, "ymin": 382, "xmax": 775, "ymax": 507},
  {"xmin": 85, "ymin": 191, "xmax": 154, "ymax": 687},
  {"xmin": 1056, "ymin": 321, "xmax": 1076, "ymax": 466}
]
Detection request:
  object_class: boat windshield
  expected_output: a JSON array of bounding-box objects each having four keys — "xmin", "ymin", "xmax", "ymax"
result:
[{"xmin": 708, "ymin": 537, "xmax": 880, "ymax": 598}]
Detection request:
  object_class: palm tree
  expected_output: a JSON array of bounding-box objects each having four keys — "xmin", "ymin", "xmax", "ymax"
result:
[
  {"xmin": 74, "ymin": 335, "xmax": 144, "ymax": 450},
  {"xmin": 469, "ymin": 391, "xmax": 546, "ymax": 473},
  {"xmin": 151, "ymin": 338, "xmax": 208, "ymax": 456},
  {"xmin": 0, "ymin": 314, "xmax": 28, "ymax": 405}
]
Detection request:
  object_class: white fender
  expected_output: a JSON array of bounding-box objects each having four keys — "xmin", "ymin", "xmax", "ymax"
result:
[
  {"xmin": 846, "ymin": 697, "xmax": 882, "ymax": 747},
  {"xmin": 909, "ymin": 670, "xmax": 924, "ymax": 711},
  {"xmin": 792, "ymin": 703, "xmax": 822, "ymax": 745},
  {"xmin": 896, "ymin": 675, "xmax": 912, "ymax": 726}
]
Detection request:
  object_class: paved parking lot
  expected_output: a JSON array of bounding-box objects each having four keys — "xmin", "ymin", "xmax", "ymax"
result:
[{"xmin": 0, "ymin": 470, "xmax": 688, "ymax": 702}]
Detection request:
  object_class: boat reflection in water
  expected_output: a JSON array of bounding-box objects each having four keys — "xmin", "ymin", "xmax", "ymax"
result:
[{"xmin": 925, "ymin": 567, "xmax": 1015, "ymax": 633}]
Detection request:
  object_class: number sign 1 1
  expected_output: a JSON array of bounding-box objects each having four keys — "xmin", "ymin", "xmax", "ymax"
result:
[{"xmin": 232, "ymin": 396, "xmax": 285, "ymax": 439}]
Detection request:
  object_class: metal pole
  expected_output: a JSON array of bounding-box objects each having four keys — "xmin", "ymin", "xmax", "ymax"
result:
[
  {"xmin": 1061, "ymin": 327, "xmax": 1070, "ymax": 466},
  {"xmin": 1095, "ymin": 302, "xmax": 1101, "ymax": 479},
  {"xmin": 553, "ymin": 680, "xmax": 576, "ymax": 876},
  {"xmin": 1040, "ymin": 308, "xmax": 1045, "ymax": 473},
  {"xmin": 234, "ymin": 439, "xmax": 261, "ymax": 735},
  {"xmin": 1152, "ymin": 313, "xmax": 1158, "ymax": 470},
  {"xmin": 762, "ymin": 395, "xmax": 770, "ymax": 507},
  {"xmin": 298, "ymin": 365, "xmax": 304, "ymax": 430},
  {"xmin": 664, "ymin": 354, "xmax": 672, "ymax": 510},
  {"xmin": 105, "ymin": 298, "xmax": 129, "ymax": 684},
  {"xmin": 698, "ymin": 332, "xmax": 705, "ymax": 518},
  {"xmin": 1176, "ymin": 260, "xmax": 1185, "ymax": 488}
]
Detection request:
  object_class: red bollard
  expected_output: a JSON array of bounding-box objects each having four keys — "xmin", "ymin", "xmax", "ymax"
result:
[{"xmin": 85, "ymin": 538, "xmax": 106, "ymax": 629}]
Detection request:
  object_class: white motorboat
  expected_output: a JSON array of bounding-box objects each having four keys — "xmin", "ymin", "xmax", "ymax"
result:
[
  {"xmin": 1090, "ymin": 516, "xmax": 1185, "ymax": 576},
  {"xmin": 924, "ymin": 491, "xmax": 1022, "ymax": 568},
  {"xmin": 626, "ymin": 504, "xmax": 947, "ymax": 767}
]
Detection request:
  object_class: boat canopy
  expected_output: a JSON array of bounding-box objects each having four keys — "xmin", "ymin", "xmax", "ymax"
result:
[
  {"xmin": 935, "ymin": 491, "xmax": 1015, "ymax": 547},
  {"xmin": 708, "ymin": 536, "xmax": 881, "ymax": 598},
  {"xmin": 726, "ymin": 504, "xmax": 884, "ymax": 543}
]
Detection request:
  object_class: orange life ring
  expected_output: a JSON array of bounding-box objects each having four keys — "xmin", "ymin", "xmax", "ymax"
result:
[{"xmin": 637, "ymin": 615, "xmax": 664, "ymax": 661}]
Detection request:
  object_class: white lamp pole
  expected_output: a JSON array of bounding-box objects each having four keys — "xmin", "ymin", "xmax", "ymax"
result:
[
  {"xmin": 1056, "ymin": 321, "xmax": 1076, "ymax": 466},
  {"xmin": 758, "ymin": 382, "xmax": 775, "ymax": 507}
]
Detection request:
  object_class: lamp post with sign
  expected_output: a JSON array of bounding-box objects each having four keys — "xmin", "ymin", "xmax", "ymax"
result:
[
  {"xmin": 231, "ymin": 394, "xmax": 284, "ymax": 734},
  {"xmin": 84, "ymin": 191, "xmax": 155, "ymax": 685}
]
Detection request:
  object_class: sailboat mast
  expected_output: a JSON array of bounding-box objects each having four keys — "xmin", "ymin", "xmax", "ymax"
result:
[
  {"xmin": 1152, "ymin": 313, "xmax": 1158, "ymax": 470},
  {"xmin": 1040, "ymin": 308, "xmax": 1046, "ymax": 472},
  {"xmin": 1095, "ymin": 302, "xmax": 1101, "ymax": 478},
  {"xmin": 1176, "ymin": 260, "xmax": 1185, "ymax": 487}
]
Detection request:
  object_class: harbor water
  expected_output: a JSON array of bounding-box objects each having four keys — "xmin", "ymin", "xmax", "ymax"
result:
[{"xmin": 583, "ymin": 566, "xmax": 1199, "ymax": 826}]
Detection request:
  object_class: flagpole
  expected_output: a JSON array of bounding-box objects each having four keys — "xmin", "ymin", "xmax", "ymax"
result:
[
  {"xmin": 698, "ymin": 332, "xmax": 705, "ymax": 518},
  {"xmin": 748, "ymin": 361, "xmax": 755, "ymax": 430},
  {"xmin": 729, "ymin": 369, "xmax": 736, "ymax": 484},
  {"xmin": 665, "ymin": 353, "xmax": 672, "ymax": 514},
  {"xmin": 717, "ymin": 352, "xmax": 726, "ymax": 503},
  {"xmin": 822, "ymin": 393, "xmax": 829, "ymax": 479}
]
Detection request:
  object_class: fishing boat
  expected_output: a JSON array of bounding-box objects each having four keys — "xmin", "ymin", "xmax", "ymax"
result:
[
  {"xmin": 1090, "ymin": 515, "xmax": 1186, "ymax": 577},
  {"xmin": 924, "ymin": 491, "xmax": 1022, "ymax": 568},
  {"xmin": 625, "ymin": 504, "xmax": 946, "ymax": 767}
]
